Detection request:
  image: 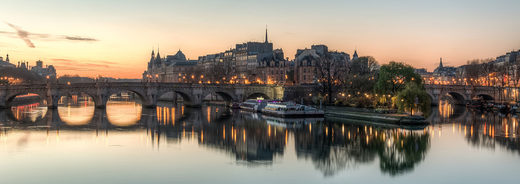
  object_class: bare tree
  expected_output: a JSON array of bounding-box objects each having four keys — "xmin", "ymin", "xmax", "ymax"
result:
[
  {"xmin": 315, "ymin": 53, "xmax": 347, "ymax": 104},
  {"xmin": 206, "ymin": 60, "xmax": 237, "ymax": 84},
  {"xmin": 344, "ymin": 56, "xmax": 379, "ymax": 95}
]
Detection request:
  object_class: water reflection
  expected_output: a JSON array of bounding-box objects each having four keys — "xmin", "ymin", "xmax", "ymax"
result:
[
  {"xmin": 106, "ymin": 101, "xmax": 142, "ymax": 126},
  {"xmin": 427, "ymin": 103, "xmax": 520, "ymax": 156},
  {"xmin": 295, "ymin": 121, "xmax": 429, "ymax": 176},
  {"xmin": 58, "ymin": 95, "xmax": 95, "ymax": 126},
  {"xmin": 1, "ymin": 100, "xmax": 520, "ymax": 182},
  {"xmin": 9, "ymin": 93, "xmax": 47, "ymax": 123}
]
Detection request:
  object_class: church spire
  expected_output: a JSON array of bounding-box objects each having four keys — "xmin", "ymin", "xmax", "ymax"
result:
[
  {"xmin": 265, "ymin": 26, "xmax": 268, "ymax": 43},
  {"xmin": 155, "ymin": 46, "xmax": 162, "ymax": 64},
  {"xmin": 149, "ymin": 48, "xmax": 155, "ymax": 64}
]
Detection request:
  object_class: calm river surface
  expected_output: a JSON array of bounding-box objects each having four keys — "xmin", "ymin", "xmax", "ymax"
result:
[{"xmin": 1, "ymin": 99, "xmax": 519, "ymax": 184}]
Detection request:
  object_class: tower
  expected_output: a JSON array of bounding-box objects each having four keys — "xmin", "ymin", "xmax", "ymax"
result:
[
  {"xmin": 36, "ymin": 60, "xmax": 43, "ymax": 68},
  {"xmin": 353, "ymin": 50, "xmax": 358, "ymax": 60},
  {"xmin": 6, "ymin": 54, "xmax": 9, "ymax": 63},
  {"xmin": 439, "ymin": 57, "xmax": 443, "ymax": 68},
  {"xmin": 265, "ymin": 27, "xmax": 268, "ymax": 43},
  {"xmin": 155, "ymin": 47, "xmax": 162, "ymax": 65},
  {"xmin": 149, "ymin": 49, "xmax": 155, "ymax": 62}
]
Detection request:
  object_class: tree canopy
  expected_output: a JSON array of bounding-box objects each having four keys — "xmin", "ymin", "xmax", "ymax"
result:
[
  {"xmin": 344, "ymin": 56, "xmax": 379, "ymax": 95},
  {"xmin": 394, "ymin": 82, "xmax": 431, "ymax": 115},
  {"xmin": 374, "ymin": 61, "xmax": 422, "ymax": 96}
]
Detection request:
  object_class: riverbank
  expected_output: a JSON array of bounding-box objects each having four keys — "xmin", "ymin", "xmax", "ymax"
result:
[{"xmin": 324, "ymin": 106, "xmax": 428, "ymax": 128}]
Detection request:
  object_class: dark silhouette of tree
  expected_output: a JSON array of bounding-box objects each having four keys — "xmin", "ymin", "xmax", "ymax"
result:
[
  {"xmin": 343, "ymin": 56, "xmax": 379, "ymax": 100},
  {"xmin": 463, "ymin": 58, "xmax": 494, "ymax": 86},
  {"xmin": 378, "ymin": 132, "xmax": 430, "ymax": 176},
  {"xmin": 394, "ymin": 83, "xmax": 431, "ymax": 115},
  {"xmin": 315, "ymin": 53, "xmax": 347, "ymax": 104},
  {"xmin": 57, "ymin": 75, "xmax": 95, "ymax": 84},
  {"xmin": 206, "ymin": 60, "xmax": 237, "ymax": 84},
  {"xmin": 0, "ymin": 67, "xmax": 44, "ymax": 84},
  {"xmin": 374, "ymin": 62, "xmax": 422, "ymax": 96}
]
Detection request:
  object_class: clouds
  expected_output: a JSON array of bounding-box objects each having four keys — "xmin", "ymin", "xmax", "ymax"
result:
[
  {"xmin": 64, "ymin": 36, "xmax": 98, "ymax": 41},
  {"xmin": 50, "ymin": 58, "xmax": 118, "ymax": 72},
  {"xmin": 6, "ymin": 23, "xmax": 35, "ymax": 48},
  {"xmin": 1, "ymin": 22, "xmax": 98, "ymax": 48}
]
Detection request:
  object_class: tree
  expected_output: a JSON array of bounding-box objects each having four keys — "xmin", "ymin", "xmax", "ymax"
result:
[
  {"xmin": 344, "ymin": 56, "xmax": 379, "ymax": 96},
  {"xmin": 0, "ymin": 67, "xmax": 44, "ymax": 84},
  {"xmin": 394, "ymin": 83, "xmax": 431, "ymax": 115},
  {"xmin": 315, "ymin": 53, "xmax": 347, "ymax": 104},
  {"xmin": 207, "ymin": 60, "xmax": 236, "ymax": 84},
  {"xmin": 374, "ymin": 62, "xmax": 422, "ymax": 96},
  {"xmin": 463, "ymin": 58, "xmax": 494, "ymax": 86},
  {"xmin": 463, "ymin": 61, "xmax": 482, "ymax": 86}
]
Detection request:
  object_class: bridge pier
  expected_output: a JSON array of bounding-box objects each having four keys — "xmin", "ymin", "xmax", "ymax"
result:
[
  {"xmin": 94, "ymin": 94, "xmax": 109, "ymax": 109},
  {"xmin": 143, "ymin": 104, "xmax": 157, "ymax": 108},
  {"xmin": 46, "ymin": 95, "xmax": 60, "ymax": 109},
  {"xmin": 0, "ymin": 88, "xmax": 6, "ymax": 109}
]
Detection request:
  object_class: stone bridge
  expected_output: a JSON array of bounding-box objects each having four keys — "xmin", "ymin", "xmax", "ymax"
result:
[
  {"xmin": 0, "ymin": 82, "xmax": 285, "ymax": 109},
  {"xmin": 425, "ymin": 84, "xmax": 503, "ymax": 105}
]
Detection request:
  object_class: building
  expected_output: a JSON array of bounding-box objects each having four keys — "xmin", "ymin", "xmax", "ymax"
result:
[
  {"xmin": 198, "ymin": 29, "xmax": 277, "ymax": 82},
  {"xmin": 257, "ymin": 49, "xmax": 290, "ymax": 84},
  {"xmin": 433, "ymin": 58, "xmax": 457, "ymax": 77},
  {"xmin": 1, "ymin": 52, "xmax": 55, "ymax": 78},
  {"xmin": 145, "ymin": 29, "xmax": 286, "ymax": 84},
  {"xmin": 0, "ymin": 53, "xmax": 15, "ymax": 68},
  {"xmin": 493, "ymin": 50, "xmax": 520, "ymax": 65},
  {"xmin": 143, "ymin": 30, "xmax": 352, "ymax": 85},
  {"xmin": 143, "ymin": 49, "xmax": 199, "ymax": 82},
  {"xmin": 293, "ymin": 45, "xmax": 350, "ymax": 84},
  {"xmin": 31, "ymin": 60, "xmax": 56, "ymax": 79},
  {"xmin": 352, "ymin": 50, "xmax": 358, "ymax": 60}
]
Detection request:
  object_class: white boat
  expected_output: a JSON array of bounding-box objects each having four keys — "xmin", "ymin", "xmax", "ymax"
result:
[
  {"xmin": 239, "ymin": 99, "xmax": 268, "ymax": 112},
  {"xmin": 261, "ymin": 102, "xmax": 324, "ymax": 118}
]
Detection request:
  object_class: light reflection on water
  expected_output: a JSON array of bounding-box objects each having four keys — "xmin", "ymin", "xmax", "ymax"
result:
[
  {"xmin": 58, "ymin": 96, "xmax": 95, "ymax": 126},
  {"xmin": 106, "ymin": 101, "xmax": 142, "ymax": 127},
  {"xmin": 0, "ymin": 100, "xmax": 519, "ymax": 184}
]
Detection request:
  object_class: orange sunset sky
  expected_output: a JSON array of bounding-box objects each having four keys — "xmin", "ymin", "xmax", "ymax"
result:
[{"xmin": 1, "ymin": 0, "xmax": 519, "ymax": 78}]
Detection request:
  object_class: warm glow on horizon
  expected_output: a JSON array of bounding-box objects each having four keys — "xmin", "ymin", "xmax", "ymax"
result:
[{"xmin": 1, "ymin": 0, "xmax": 519, "ymax": 78}]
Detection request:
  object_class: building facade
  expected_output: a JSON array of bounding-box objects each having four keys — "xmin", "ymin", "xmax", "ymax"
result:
[
  {"xmin": 143, "ymin": 49, "xmax": 199, "ymax": 82},
  {"xmin": 143, "ymin": 30, "xmax": 352, "ymax": 85},
  {"xmin": 0, "ymin": 53, "xmax": 14, "ymax": 68},
  {"xmin": 31, "ymin": 60, "xmax": 57, "ymax": 78},
  {"xmin": 293, "ymin": 45, "xmax": 350, "ymax": 84}
]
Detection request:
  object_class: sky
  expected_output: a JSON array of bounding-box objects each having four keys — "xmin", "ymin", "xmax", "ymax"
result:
[{"xmin": 0, "ymin": 0, "xmax": 519, "ymax": 78}]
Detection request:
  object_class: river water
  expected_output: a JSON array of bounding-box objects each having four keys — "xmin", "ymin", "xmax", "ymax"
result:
[{"xmin": 0, "ymin": 98, "xmax": 519, "ymax": 184}]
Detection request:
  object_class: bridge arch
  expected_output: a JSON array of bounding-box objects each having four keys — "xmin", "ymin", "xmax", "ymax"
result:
[
  {"xmin": 2, "ymin": 83, "xmax": 280, "ymax": 109},
  {"xmin": 156, "ymin": 90, "xmax": 194, "ymax": 106},
  {"xmin": 5, "ymin": 92, "xmax": 47, "ymax": 108},
  {"xmin": 105, "ymin": 89, "xmax": 148, "ymax": 107},
  {"xmin": 203, "ymin": 90, "xmax": 237, "ymax": 102},
  {"xmin": 57, "ymin": 91, "xmax": 97, "ymax": 106},
  {"xmin": 245, "ymin": 92, "xmax": 271, "ymax": 100},
  {"xmin": 444, "ymin": 92, "xmax": 467, "ymax": 105},
  {"xmin": 475, "ymin": 94, "xmax": 494, "ymax": 101},
  {"xmin": 426, "ymin": 92, "xmax": 436, "ymax": 105}
]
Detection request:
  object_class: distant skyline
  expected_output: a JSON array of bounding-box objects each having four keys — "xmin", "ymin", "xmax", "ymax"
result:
[{"xmin": 1, "ymin": 0, "xmax": 519, "ymax": 78}]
